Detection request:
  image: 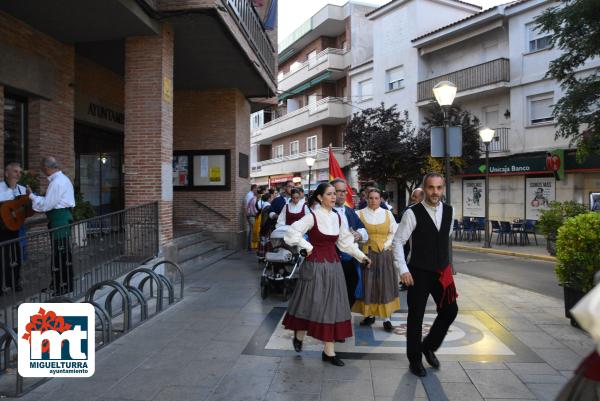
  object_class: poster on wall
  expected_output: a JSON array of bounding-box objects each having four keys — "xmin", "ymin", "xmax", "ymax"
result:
[
  {"xmin": 172, "ymin": 155, "xmax": 189, "ymax": 186},
  {"xmin": 590, "ymin": 192, "xmax": 600, "ymax": 212},
  {"xmin": 193, "ymin": 154, "xmax": 226, "ymax": 186},
  {"xmin": 463, "ymin": 179, "xmax": 485, "ymax": 218},
  {"xmin": 525, "ymin": 177, "xmax": 555, "ymax": 220}
]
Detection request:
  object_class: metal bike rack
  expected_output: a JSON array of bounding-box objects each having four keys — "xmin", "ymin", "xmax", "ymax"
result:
[
  {"xmin": 0, "ymin": 323, "xmax": 21, "ymax": 397},
  {"xmin": 85, "ymin": 280, "xmax": 132, "ymax": 333},
  {"xmin": 124, "ymin": 285, "xmax": 149, "ymax": 323},
  {"xmin": 151, "ymin": 260, "xmax": 185, "ymax": 300},
  {"xmin": 87, "ymin": 301, "xmax": 113, "ymax": 345},
  {"xmin": 124, "ymin": 268, "xmax": 164, "ymax": 314}
]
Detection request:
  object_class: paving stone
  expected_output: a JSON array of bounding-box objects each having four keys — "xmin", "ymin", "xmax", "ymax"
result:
[
  {"xmin": 533, "ymin": 348, "xmax": 583, "ymax": 371},
  {"xmin": 506, "ymin": 363, "xmax": 558, "ymax": 376},
  {"xmin": 495, "ymin": 318, "xmax": 539, "ymax": 332},
  {"xmin": 229, "ymin": 355, "xmax": 281, "ymax": 377},
  {"xmin": 526, "ymin": 383, "xmax": 565, "ymax": 401},
  {"xmin": 428, "ymin": 362, "xmax": 470, "ymax": 382},
  {"xmin": 320, "ymin": 379, "xmax": 374, "ymax": 401},
  {"xmin": 466, "ymin": 369, "xmax": 535, "ymax": 399},
  {"xmin": 372, "ymin": 368, "xmax": 427, "ymax": 399},
  {"xmin": 102, "ymin": 369, "xmax": 172, "ymax": 400},
  {"xmin": 269, "ymin": 372, "xmax": 322, "ymax": 394},
  {"xmin": 460, "ymin": 362, "xmax": 507, "ymax": 370},
  {"xmin": 322, "ymin": 359, "xmax": 372, "ymax": 380},
  {"xmin": 264, "ymin": 392, "xmax": 321, "ymax": 401},
  {"xmin": 433, "ymin": 382, "xmax": 484, "ymax": 401},
  {"xmin": 151, "ymin": 385, "xmax": 212, "ymax": 401},
  {"xmin": 517, "ymin": 374, "xmax": 568, "ymax": 384},
  {"xmin": 207, "ymin": 372, "xmax": 273, "ymax": 401},
  {"xmin": 511, "ymin": 331, "xmax": 563, "ymax": 348}
]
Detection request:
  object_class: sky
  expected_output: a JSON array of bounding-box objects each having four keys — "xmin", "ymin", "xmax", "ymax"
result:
[{"xmin": 278, "ymin": 0, "xmax": 511, "ymax": 46}]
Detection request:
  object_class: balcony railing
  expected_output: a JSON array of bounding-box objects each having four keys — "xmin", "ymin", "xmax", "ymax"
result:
[
  {"xmin": 279, "ymin": 47, "xmax": 349, "ymax": 81},
  {"xmin": 418, "ymin": 58, "xmax": 509, "ymax": 102},
  {"xmin": 480, "ymin": 127, "xmax": 510, "ymax": 153},
  {"xmin": 226, "ymin": 0, "xmax": 276, "ymax": 79},
  {"xmin": 252, "ymin": 147, "xmax": 344, "ymax": 172}
]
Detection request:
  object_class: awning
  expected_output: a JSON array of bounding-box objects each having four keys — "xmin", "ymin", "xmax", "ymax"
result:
[{"xmin": 278, "ymin": 71, "xmax": 332, "ymax": 101}]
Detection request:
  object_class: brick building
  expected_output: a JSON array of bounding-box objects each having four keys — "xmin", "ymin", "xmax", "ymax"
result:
[
  {"xmin": 0, "ymin": 0, "xmax": 277, "ymax": 250},
  {"xmin": 250, "ymin": 1, "xmax": 374, "ymax": 190}
]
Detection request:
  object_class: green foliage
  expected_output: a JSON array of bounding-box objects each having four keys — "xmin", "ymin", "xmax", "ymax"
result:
[
  {"xmin": 73, "ymin": 187, "xmax": 96, "ymax": 221},
  {"xmin": 19, "ymin": 170, "xmax": 40, "ymax": 193},
  {"xmin": 534, "ymin": 0, "xmax": 600, "ymax": 161},
  {"xmin": 555, "ymin": 212, "xmax": 600, "ymax": 292},
  {"xmin": 343, "ymin": 103, "xmax": 481, "ymax": 192},
  {"xmin": 538, "ymin": 201, "xmax": 588, "ymax": 238}
]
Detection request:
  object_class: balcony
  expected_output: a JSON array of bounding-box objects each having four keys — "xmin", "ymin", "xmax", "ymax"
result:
[
  {"xmin": 226, "ymin": 0, "xmax": 276, "ymax": 80},
  {"xmin": 251, "ymin": 97, "xmax": 351, "ymax": 144},
  {"xmin": 279, "ymin": 48, "xmax": 350, "ymax": 93},
  {"xmin": 417, "ymin": 58, "xmax": 509, "ymax": 103},
  {"xmin": 251, "ymin": 147, "xmax": 349, "ymax": 177},
  {"xmin": 479, "ymin": 127, "xmax": 510, "ymax": 153}
]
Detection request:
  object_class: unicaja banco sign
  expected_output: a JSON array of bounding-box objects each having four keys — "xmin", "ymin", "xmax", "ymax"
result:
[{"xmin": 18, "ymin": 303, "xmax": 95, "ymax": 377}]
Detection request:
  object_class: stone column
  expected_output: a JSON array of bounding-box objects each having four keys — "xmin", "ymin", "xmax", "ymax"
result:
[{"xmin": 124, "ymin": 24, "xmax": 174, "ymax": 245}]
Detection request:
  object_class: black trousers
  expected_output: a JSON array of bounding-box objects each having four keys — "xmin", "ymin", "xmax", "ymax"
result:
[
  {"xmin": 406, "ymin": 267, "xmax": 458, "ymax": 363},
  {"xmin": 341, "ymin": 258, "xmax": 358, "ymax": 308},
  {"xmin": 0, "ymin": 229, "xmax": 21, "ymax": 292},
  {"xmin": 51, "ymin": 236, "xmax": 73, "ymax": 295}
]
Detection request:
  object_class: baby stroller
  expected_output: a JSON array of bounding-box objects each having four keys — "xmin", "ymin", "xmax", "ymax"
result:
[{"xmin": 260, "ymin": 226, "xmax": 306, "ymax": 301}]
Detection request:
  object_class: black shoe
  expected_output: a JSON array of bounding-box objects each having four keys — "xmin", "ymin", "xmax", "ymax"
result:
[
  {"xmin": 383, "ymin": 321, "xmax": 394, "ymax": 332},
  {"xmin": 293, "ymin": 331, "xmax": 302, "ymax": 352},
  {"xmin": 409, "ymin": 361, "xmax": 427, "ymax": 377},
  {"xmin": 360, "ymin": 316, "xmax": 375, "ymax": 326},
  {"xmin": 322, "ymin": 352, "xmax": 344, "ymax": 367},
  {"xmin": 423, "ymin": 349, "xmax": 440, "ymax": 369}
]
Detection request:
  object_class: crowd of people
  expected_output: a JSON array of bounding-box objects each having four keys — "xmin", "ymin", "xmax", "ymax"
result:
[{"xmin": 243, "ymin": 173, "xmax": 458, "ymax": 376}]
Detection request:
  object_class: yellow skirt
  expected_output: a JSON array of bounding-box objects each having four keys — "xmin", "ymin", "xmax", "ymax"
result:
[{"xmin": 251, "ymin": 213, "xmax": 262, "ymax": 249}]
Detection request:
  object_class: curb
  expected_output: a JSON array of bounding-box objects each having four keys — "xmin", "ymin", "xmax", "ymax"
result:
[{"xmin": 453, "ymin": 244, "xmax": 557, "ymax": 262}]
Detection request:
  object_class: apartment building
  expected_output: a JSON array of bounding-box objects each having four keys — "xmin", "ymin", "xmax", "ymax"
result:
[
  {"xmin": 250, "ymin": 1, "xmax": 376, "ymax": 190},
  {"xmin": 0, "ymin": 0, "xmax": 277, "ymax": 250},
  {"xmin": 412, "ymin": 0, "xmax": 600, "ymax": 221}
]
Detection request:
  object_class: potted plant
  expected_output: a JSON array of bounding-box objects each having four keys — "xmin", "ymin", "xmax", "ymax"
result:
[
  {"xmin": 72, "ymin": 188, "xmax": 96, "ymax": 247},
  {"xmin": 538, "ymin": 201, "xmax": 587, "ymax": 255},
  {"xmin": 555, "ymin": 212, "xmax": 600, "ymax": 327}
]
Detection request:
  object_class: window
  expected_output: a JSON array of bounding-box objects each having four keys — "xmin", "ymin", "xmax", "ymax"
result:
[
  {"xmin": 483, "ymin": 105, "xmax": 499, "ymax": 128},
  {"xmin": 290, "ymin": 140, "xmax": 299, "ymax": 156},
  {"xmin": 386, "ymin": 66, "xmax": 404, "ymax": 91},
  {"xmin": 306, "ymin": 136, "xmax": 317, "ymax": 153},
  {"xmin": 307, "ymin": 93, "xmax": 318, "ymax": 105},
  {"xmin": 358, "ymin": 79, "xmax": 373, "ymax": 101},
  {"xmin": 527, "ymin": 22, "xmax": 552, "ymax": 52},
  {"xmin": 273, "ymin": 144, "xmax": 284, "ymax": 158},
  {"xmin": 3, "ymin": 94, "xmax": 27, "ymax": 168},
  {"xmin": 528, "ymin": 93, "xmax": 554, "ymax": 125},
  {"xmin": 250, "ymin": 110, "xmax": 264, "ymax": 131}
]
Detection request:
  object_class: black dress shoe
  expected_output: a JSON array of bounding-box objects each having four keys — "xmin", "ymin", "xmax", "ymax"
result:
[
  {"xmin": 322, "ymin": 352, "xmax": 345, "ymax": 367},
  {"xmin": 383, "ymin": 321, "xmax": 393, "ymax": 332},
  {"xmin": 409, "ymin": 361, "xmax": 427, "ymax": 377},
  {"xmin": 292, "ymin": 331, "xmax": 302, "ymax": 353},
  {"xmin": 360, "ymin": 316, "xmax": 376, "ymax": 326},
  {"xmin": 423, "ymin": 349, "xmax": 440, "ymax": 369}
]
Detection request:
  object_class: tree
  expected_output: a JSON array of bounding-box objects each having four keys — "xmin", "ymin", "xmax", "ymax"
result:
[
  {"xmin": 343, "ymin": 103, "xmax": 481, "ymax": 194},
  {"xmin": 534, "ymin": 0, "xmax": 600, "ymax": 161}
]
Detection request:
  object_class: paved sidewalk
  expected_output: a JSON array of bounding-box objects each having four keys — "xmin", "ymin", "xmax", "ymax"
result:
[
  {"xmin": 15, "ymin": 251, "xmax": 594, "ymax": 401},
  {"xmin": 453, "ymin": 236, "xmax": 554, "ymax": 262}
]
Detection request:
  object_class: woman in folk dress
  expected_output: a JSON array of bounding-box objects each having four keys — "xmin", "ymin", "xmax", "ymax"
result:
[
  {"xmin": 276, "ymin": 188, "xmax": 310, "ymax": 228},
  {"xmin": 282, "ymin": 183, "xmax": 371, "ymax": 366},
  {"xmin": 352, "ymin": 188, "xmax": 400, "ymax": 332}
]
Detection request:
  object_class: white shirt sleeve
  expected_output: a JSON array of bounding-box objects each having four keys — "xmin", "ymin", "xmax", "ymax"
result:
[
  {"xmin": 392, "ymin": 209, "xmax": 417, "ymax": 275},
  {"xmin": 336, "ymin": 223, "xmax": 367, "ymax": 262},
  {"xmin": 275, "ymin": 205, "xmax": 287, "ymax": 228},
  {"xmin": 283, "ymin": 212, "xmax": 314, "ymax": 253},
  {"xmin": 357, "ymin": 228, "xmax": 368, "ymax": 242},
  {"xmin": 384, "ymin": 210, "xmax": 399, "ymax": 250},
  {"xmin": 30, "ymin": 180, "xmax": 61, "ymax": 212}
]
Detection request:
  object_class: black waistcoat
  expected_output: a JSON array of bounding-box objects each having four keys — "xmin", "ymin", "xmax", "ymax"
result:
[{"xmin": 408, "ymin": 202, "xmax": 452, "ymax": 272}]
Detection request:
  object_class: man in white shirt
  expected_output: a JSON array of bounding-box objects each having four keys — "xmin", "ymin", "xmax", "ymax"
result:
[
  {"xmin": 392, "ymin": 173, "xmax": 458, "ymax": 378},
  {"xmin": 26, "ymin": 156, "xmax": 76, "ymax": 295},
  {"xmin": 243, "ymin": 184, "xmax": 258, "ymax": 251},
  {"xmin": 0, "ymin": 162, "xmax": 27, "ymax": 292}
]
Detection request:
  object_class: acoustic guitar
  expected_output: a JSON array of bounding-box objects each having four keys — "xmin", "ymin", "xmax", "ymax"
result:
[{"xmin": 0, "ymin": 195, "xmax": 34, "ymax": 231}]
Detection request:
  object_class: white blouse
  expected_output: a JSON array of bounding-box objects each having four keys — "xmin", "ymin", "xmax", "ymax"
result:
[
  {"xmin": 275, "ymin": 200, "xmax": 310, "ymax": 228},
  {"xmin": 358, "ymin": 207, "xmax": 398, "ymax": 250},
  {"xmin": 284, "ymin": 206, "xmax": 367, "ymax": 262}
]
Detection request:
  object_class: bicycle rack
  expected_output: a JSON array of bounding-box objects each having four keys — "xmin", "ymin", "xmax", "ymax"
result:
[
  {"xmin": 124, "ymin": 268, "xmax": 164, "ymax": 314},
  {"xmin": 87, "ymin": 301, "xmax": 113, "ymax": 345},
  {"xmin": 85, "ymin": 280, "xmax": 132, "ymax": 333},
  {"xmin": 151, "ymin": 260, "xmax": 185, "ymax": 300},
  {"xmin": 0, "ymin": 323, "xmax": 21, "ymax": 397}
]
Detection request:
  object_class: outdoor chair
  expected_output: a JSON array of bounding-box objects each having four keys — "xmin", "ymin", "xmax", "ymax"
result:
[
  {"xmin": 474, "ymin": 217, "xmax": 485, "ymax": 242},
  {"xmin": 453, "ymin": 219, "xmax": 462, "ymax": 240},
  {"xmin": 462, "ymin": 217, "xmax": 477, "ymax": 241},
  {"xmin": 498, "ymin": 221, "xmax": 516, "ymax": 245},
  {"xmin": 523, "ymin": 219, "xmax": 538, "ymax": 245},
  {"xmin": 491, "ymin": 220, "xmax": 501, "ymax": 244}
]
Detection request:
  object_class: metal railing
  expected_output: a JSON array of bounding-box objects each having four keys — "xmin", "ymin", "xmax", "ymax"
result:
[
  {"xmin": 0, "ymin": 202, "xmax": 159, "ymax": 330},
  {"xmin": 417, "ymin": 58, "xmax": 510, "ymax": 102},
  {"xmin": 226, "ymin": 0, "xmax": 276, "ymax": 79},
  {"xmin": 279, "ymin": 47, "xmax": 349, "ymax": 81},
  {"xmin": 252, "ymin": 147, "xmax": 344, "ymax": 172},
  {"xmin": 479, "ymin": 127, "xmax": 510, "ymax": 153},
  {"xmin": 252, "ymin": 97, "xmax": 349, "ymax": 136}
]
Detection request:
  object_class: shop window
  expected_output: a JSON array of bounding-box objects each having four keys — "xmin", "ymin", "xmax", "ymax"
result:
[{"xmin": 3, "ymin": 94, "xmax": 27, "ymax": 167}]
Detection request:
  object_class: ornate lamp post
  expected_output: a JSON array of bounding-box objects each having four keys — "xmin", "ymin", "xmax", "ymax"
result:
[{"xmin": 479, "ymin": 127, "xmax": 495, "ymax": 248}]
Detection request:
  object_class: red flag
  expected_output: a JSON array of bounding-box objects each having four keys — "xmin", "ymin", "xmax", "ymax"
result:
[{"xmin": 328, "ymin": 147, "xmax": 354, "ymax": 207}]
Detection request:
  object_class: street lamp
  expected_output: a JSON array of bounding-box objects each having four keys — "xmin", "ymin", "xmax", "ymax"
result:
[
  {"xmin": 306, "ymin": 156, "xmax": 316, "ymax": 195},
  {"xmin": 433, "ymin": 80, "xmax": 457, "ymax": 267},
  {"xmin": 479, "ymin": 127, "xmax": 495, "ymax": 248}
]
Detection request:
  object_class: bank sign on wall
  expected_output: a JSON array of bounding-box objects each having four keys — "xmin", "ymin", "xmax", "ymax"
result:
[
  {"xmin": 463, "ymin": 179, "xmax": 485, "ymax": 218},
  {"xmin": 525, "ymin": 177, "xmax": 555, "ymax": 220}
]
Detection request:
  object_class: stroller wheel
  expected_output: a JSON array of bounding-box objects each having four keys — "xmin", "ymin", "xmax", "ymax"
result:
[{"xmin": 260, "ymin": 277, "xmax": 269, "ymax": 299}]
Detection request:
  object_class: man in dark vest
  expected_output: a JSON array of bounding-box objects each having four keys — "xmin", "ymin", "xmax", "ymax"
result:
[{"xmin": 392, "ymin": 173, "xmax": 458, "ymax": 377}]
